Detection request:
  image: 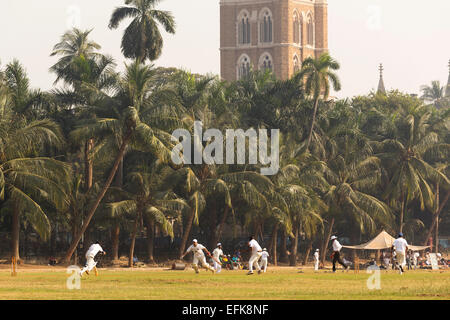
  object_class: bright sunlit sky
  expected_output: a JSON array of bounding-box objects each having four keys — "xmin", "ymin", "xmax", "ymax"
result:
[{"xmin": 1, "ymin": 0, "xmax": 449, "ymax": 98}]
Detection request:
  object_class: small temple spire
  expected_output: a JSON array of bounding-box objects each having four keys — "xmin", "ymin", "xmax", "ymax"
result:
[
  {"xmin": 445, "ymin": 59, "xmax": 450, "ymax": 98},
  {"xmin": 377, "ymin": 63, "xmax": 386, "ymax": 95}
]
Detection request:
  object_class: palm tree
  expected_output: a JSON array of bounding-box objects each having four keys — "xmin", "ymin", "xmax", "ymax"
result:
[
  {"xmin": 420, "ymin": 81, "xmax": 444, "ymax": 106},
  {"xmin": 61, "ymin": 61, "xmax": 175, "ymax": 263},
  {"xmin": 0, "ymin": 114, "xmax": 71, "ymax": 261},
  {"xmin": 50, "ymin": 28, "xmax": 102, "ymax": 85},
  {"xmin": 59, "ymin": 172, "xmax": 87, "ymax": 264},
  {"xmin": 51, "ymin": 29, "xmax": 117, "ymax": 192},
  {"xmin": 278, "ymin": 183, "xmax": 324, "ymax": 266},
  {"xmin": 319, "ymin": 129, "xmax": 393, "ymax": 264},
  {"xmin": 421, "ymin": 109, "xmax": 450, "ymax": 246},
  {"xmin": 108, "ymin": 161, "xmax": 183, "ymax": 267},
  {"xmin": 265, "ymin": 207, "xmax": 292, "ymax": 265},
  {"xmin": 3, "ymin": 60, "xmax": 47, "ymax": 119},
  {"xmin": 109, "ymin": 0, "xmax": 176, "ymax": 63},
  {"xmin": 0, "ymin": 62, "xmax": 11, "ymax": 117},
  {"xmin": 297, "ymin": 53, "xmax": 341, "ymax": 151},
  {"xmin": 274, "ymin": 146, "xmax": 328, "ymax": 266},
  {"xmin": 376, "ymin": 104, "xmax": 449, "ymax": 233}
]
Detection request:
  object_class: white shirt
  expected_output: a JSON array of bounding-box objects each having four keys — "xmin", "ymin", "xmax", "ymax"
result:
[
  {"xmin": 213, "ymin": 248, "xmax": 223, "ymax": 260},
  {"xmin": 332, "ymin": 240, "xmax": 342, "ymax": 252},
  {"xmin": 314, "ymin": 252, "xmax": 319, "ymax": 261},
  {"xmin": 261, "ymin": 251, "xmax": 269, "ymax": 260},
  {"xmin": 187, "ymin": 244, "xmax": 206, "ymax": 258},
  {"xmin": 393, "ymin": 238, "xmax": 408, "ymax": 253},
  {"xmin": 86, "ymin": 243, "xmax": 103, "ymax": 258},
  {"xmin": 249, "ymin": 239, "xmax": 262, "ymax": 255}
]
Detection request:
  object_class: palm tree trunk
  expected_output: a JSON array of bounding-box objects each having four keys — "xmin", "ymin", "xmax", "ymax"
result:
[
  {"xmin": 321, "ymin": 217, "xmax": 334, "ymax": 265},
  {"xmin": 279, "ymin": 230, "xmax": 289, "ymax": 263},
  {"xmin": 269, "ymin": 225, "xmax": 278, "ymax": 265},
  {"xmin": 128, "ymin": 219, "xmax": 139, "ymax": 268},
  {"xmin": 435, "ymin": 183, "xmax": 439, "ymax": 253},
  {"xmin": 84, "ymin": 139, "xmax": 94, "ymax": 192},
  {"xmin": 146, "ymin": 217, "xmax": 155, "ymax": 263},
  {"xmin": 435, "ymin": 217, "xmax": 439, "ymax": 253},
  {"xmin": 212, "ymin": 207, "xmax": 229, "ymax": 249},
  {"xmin": 111, "ymin": 222, "xmax": 120, "ymax": 262},
  {"xmin": 422, "ymin": 189, "xmax": 449, "ymax": 246},
  {"xmin": 289, "ymin": 225, "xmax": 299, "ymax": 266},
  {"xmin": 303, "ymin": 240, "xmax": 313, "ymax": 265},
  {"xmin": 179, "ymin": 209, "xmax": 195, "ymax": 259},
  {"xmin": 399, "ymin": 191, "xmax": 405, "ymax": 233},
  {"xmin": 50, "ymin": 227, "xmax": 57, "ymax": 256},
  {"xmin": 71, "ymin": 221, "xmax": 79, "ymax": 265},
  {"xmin": 306, "ymin": 97, "xmax": 320, "ymax": 151},
  {"xmin": 11, "ymin": 203, "xmax": 21, "ymax": 262},
  {"xmin": 61, "ymin": 129, "xmax": 133, "ymax": 264}
]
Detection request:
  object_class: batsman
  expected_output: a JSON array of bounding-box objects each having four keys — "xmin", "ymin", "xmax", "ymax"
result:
[
  {"xmin": 181, "ymin": 239, "xmax": 218, "ymax": 274},
  {"xmin": 79, "ymin": 241, "xmax": 106, "ymax": 277}
]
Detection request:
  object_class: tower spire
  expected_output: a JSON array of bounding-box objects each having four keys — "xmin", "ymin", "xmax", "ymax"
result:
[
  {"xmin": 445, "ymin": 59, "xmax": 450, "ymax": 98},
  {"xmin": 377, "ymin": 63, "xmax": 386, "ymax": 95}
]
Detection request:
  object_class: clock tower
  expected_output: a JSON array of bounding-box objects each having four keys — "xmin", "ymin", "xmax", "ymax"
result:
[{"xmin": 220, "ymin": 0, "xmax": 328, "ymax": 81}]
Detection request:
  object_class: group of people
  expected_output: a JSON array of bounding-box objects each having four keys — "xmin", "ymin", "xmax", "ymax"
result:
[
  {"xmin": 382, "ymin": 248, "xmax": 420, "ymax": 271},
  {"xmin": 180, "ymin": 234, "xmax": 353, "ymax": 275},
  {"xmin": 181, "ymin": 236, "xmax": 270, "ymax": 275},
  {"xmin": 78, "ymin": 232, "xmax": 444, "ymax": 277}
]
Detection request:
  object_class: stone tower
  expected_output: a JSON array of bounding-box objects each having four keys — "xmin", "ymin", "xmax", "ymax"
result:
[
  {"xmin": 377, "ymin": 63, "xmax": 386, "ymax": 95},
  {"xmin": 220, "ymin": 0, "xmax": 328, "ymax": 82}
]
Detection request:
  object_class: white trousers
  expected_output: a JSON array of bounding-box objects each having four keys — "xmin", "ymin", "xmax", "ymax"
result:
[
  {"xmin": 314, "ymin": 259, "xmax": 319, "ymax": 271},
  {"xmin": 193, "ymin": 255, "xmax": 214, "ymax": 271},
  {"xmin": 81, "ymin": 255, "xmax": 97, "ymax": 274},
  {"xmin": 249, "ymin": 252, "xmax": 262, "ymax": 272},
  {"xmin": 261, "ymin": 258, "xmax": 268, "ymax": 272},
  {"xmin": 396, "ymin": 251, "xmax": 406, "ymax": 267},
  {"xmin": 213, "ymin": 260, "xmax": 222, "ymax": 273}
]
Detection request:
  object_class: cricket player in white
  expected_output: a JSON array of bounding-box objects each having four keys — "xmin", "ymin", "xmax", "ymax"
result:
[
  {"xmin": 181, "ymin": 239, "xmax": 215, "ymax": 274},
  {"xmin": 212, "ymin": 243, "xmax": 224, "ymax": 273},
  {"xmin": 392, "ymin": 233, "xmax": 408, "ymax": 275},
  {"xmin": 260, "ymin": 248, "xmax": 269, "ymax": 273},
  {"xmin": 413, "ymin": 251, "xmax": 419, "ymax": 270},
  {"xmin": 313, "ymin": 249, "xmax": 320, "ymax": 271},
  {"xmin": 247, "ymin": 236, "xmax": 263, "ymax": 275},
  {"xmin": 80, "ymin": 241, "xmax": 105, "ymax": 277}
]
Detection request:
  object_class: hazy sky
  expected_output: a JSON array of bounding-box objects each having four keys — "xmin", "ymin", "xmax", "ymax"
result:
[{"xmin": 1, "ymin": 0, "xmax": 449, "ymax": 98}]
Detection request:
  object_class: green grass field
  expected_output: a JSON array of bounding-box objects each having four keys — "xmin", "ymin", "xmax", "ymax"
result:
[{"xmin": 1, "ymin": 267, "xmax": 449, "ymax": 300}]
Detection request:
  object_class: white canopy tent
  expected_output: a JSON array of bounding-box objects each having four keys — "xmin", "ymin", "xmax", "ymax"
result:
[{"xmin": 342, "ymin": 230, "xmax": 430, "ymax": 251}]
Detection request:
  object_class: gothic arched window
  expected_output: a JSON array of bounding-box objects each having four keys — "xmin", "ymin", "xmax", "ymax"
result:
[
  {"xmin": 260, "ymin": 10, "xmax": 273, "ymax": 43},
  {"xmin": 259, "ymin": 53, "xmax": 273, "ymax": 73},
  {"xmin": 238, "ymin": 11, "xmax": 251, "ymax": 45},
  {"xmin": 293, "ymin": 55, "xmax": 300, "ymax": 73},
  {"xmin": 293, "ymin": 11, "xmax": 300, "ymax": 45},
  {"xmin": 307, "ymin": 14, "xmax": 314, "ymax": 46},
  {"xmin": 237, "ymin": 55, "xmax": 251, "ymax": 79}
]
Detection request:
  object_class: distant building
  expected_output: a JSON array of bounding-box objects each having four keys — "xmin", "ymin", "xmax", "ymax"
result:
[
  {"xmin": 220, "ymin": 0, "xmax": 329, "ymax": 81},
  {"xmin": 377, "ymin": 63, "xmax": 386, "ymax": 95}
]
